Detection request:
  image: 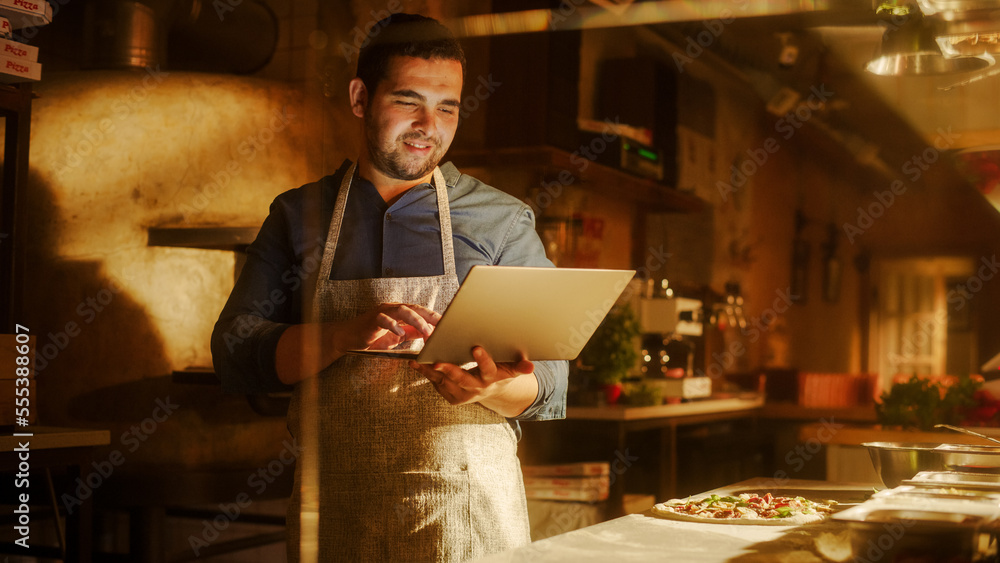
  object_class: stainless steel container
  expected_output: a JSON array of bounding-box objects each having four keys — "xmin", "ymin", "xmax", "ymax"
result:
[{"xmin": 862, "ymin": 442, "xmax": 948, "ymax": 488}]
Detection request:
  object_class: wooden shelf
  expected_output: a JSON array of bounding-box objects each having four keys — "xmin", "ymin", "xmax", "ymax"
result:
[
  {"xmin": 147, "ymin": 225, "xmax": 260, "ymax": 251},
  {"xmin": 449, "ymin": 145, "xmax": 705, "ymax": 213}
]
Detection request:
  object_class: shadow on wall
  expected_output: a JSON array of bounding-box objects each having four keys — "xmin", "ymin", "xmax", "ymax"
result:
[{"xmin": 19, "ymin": 153, "xmax": 291, "ymax": 520}]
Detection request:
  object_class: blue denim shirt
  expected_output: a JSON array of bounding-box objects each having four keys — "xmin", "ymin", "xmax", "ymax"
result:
[{"xmin": 211, "ymin": 160, "xmax": 569, "ymax": 426}]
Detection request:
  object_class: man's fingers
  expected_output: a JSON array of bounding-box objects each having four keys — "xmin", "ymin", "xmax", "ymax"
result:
[
  {"xmin": 473, "ymin": 347, "xmax": 533, "ymax": 382},
  {"xmin": 513, "ymin": 358, "xmax": 534, "ymax": 375},
  {"xmin": 407, "ymin": 303, "xmax": 442, "ymax": 326},
  {"xmin": 380, "ymin": 303, "xmax": 439, "ymax": 338},
  {"xmin": 374, "ymin": 312, "xmax": 406, "ymax": 337},
  {"xmin": 436, "ymin": 362, "xmax": 477, "ymax": 389}
]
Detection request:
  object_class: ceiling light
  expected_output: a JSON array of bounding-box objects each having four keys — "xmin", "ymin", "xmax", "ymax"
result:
[{"xmin": 866, "ymin": 14, "xmax": 993, "ymax": 76}]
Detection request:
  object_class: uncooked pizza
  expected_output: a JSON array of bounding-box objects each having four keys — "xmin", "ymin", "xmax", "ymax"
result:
[{"xmin": 652, "ymin": 492, "xmax": 837, "ymax": 526}]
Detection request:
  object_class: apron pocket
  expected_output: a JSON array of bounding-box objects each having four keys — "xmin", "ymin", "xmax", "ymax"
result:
[{"xmin": 321, "ymin": 470, "xmax": 472, "ymax": 563}]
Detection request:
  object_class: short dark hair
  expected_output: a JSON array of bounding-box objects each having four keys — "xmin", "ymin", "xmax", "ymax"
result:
[{"xmin": 356, "ymin": 13, "xmax": 466, "ymax": 98}]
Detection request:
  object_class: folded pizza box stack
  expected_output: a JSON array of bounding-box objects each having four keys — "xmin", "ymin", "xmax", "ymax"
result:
[
  {"xmin": 521, "ymin": 462, "xmax": 610, "ymax": 502},
  {"xmin": 0, "ymin": 0, "xmax": 51, "ymax": 83}
]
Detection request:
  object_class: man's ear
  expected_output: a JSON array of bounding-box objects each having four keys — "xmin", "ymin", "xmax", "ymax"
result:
[{"xmin": 348, "ymin": 78, "xmax": 367, "ymax": 118}]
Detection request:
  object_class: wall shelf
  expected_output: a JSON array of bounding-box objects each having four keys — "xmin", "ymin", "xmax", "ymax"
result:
[
  {"xmin": 147, "ymin": 225, "xmax": 260, "ymax": 252},
  {"xmin": 449, "ymin": 145, "xmax": 705, "ymax": 214}
]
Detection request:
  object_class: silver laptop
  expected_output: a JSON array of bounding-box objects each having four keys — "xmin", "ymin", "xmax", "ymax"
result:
[{"xmin": 348, "ymin": 266, "xmax": 636, "ymax": 364}]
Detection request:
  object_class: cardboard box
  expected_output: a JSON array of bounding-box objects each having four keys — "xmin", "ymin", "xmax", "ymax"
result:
[
  {"xmin": 0, "ymin": 52, "xmax": 39, "ymax": 82},
  {"xmin": 521, "ymin": 462, "xmax": 610, "ymax": 477},
  {"xmin": 0, "ymin": 37, "xmax": 37, "ymax": 61},
  {"xmin": 523, "ymin": 476, "xmax": 609, "ymax": 490},
  {"xmin": 0, "ymin": 0, "xmax": 52, "ymax": 29},
  {"xmin": 524, "ymin": 487, "xmax": 608, "ymax": 502}
]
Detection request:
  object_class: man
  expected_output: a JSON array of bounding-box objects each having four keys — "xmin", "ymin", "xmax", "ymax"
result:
[{"xmin": 211, "ymin": 13, "xmax": 568, "ymax": 562}]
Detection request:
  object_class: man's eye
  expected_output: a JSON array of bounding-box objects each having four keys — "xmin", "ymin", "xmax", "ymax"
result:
[
  {"xmin": 439, "ymin": 107, "xmax": 455, "ymax": 115},
  {"xmin": 396, "ymin": 101, "xmax": 415, "ymax": 106}
]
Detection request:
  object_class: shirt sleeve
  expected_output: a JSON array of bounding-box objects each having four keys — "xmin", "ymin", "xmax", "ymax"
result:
[
  {"xmin": 496, "ymin": 204, "xmax": 570, "ymax": 422},
  {"xmin": 211, "ymin": 195, "xmax": 301, "ymax": 395}
]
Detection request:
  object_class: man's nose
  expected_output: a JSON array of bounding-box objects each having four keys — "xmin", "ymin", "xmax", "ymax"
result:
[{"xmin": 411, "ymin": 107, "xmax": 432, "ymax": 132}]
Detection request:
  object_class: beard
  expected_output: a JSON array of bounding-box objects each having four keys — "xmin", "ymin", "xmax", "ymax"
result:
[{"xmin": 364, "ymin": 118, "xmax": 446, "ymax": 182}]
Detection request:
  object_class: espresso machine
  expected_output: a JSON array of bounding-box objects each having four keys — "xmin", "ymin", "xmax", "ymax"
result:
[{"xmin": 634, "ymin": 281, "xmax": 710, "ymax": 401}]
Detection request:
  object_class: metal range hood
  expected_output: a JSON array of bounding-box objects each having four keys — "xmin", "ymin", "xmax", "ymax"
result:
[{"xmin": 80, "ymin": 0, "xmax": 278, "ymax": 73}]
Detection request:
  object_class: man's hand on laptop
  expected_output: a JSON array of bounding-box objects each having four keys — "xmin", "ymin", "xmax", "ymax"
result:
[
  {"xmin": 409, "ymin": 347, "xmax": 538, "ymax": 417},
  {"xmin": 334, "ymin": 302, "xmax": 439, "ymax": 354}
]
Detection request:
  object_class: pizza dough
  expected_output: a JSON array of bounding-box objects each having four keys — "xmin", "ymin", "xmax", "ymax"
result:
[{"xmin": 652, "ymin": 492, "xmax": 836, "ymax": 526}]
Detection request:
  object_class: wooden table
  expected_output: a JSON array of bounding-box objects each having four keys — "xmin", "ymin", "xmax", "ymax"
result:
[
  {"xmin": 0, "ymin": 426, "xmax": 111, "ymax": 563},
  {"xmin": 480, "ymin": 477, "xmax": 873, "ymax": 562},
  {"xmin": 521, "ymin": 396, "xmax": 765, "ymax": 517}
]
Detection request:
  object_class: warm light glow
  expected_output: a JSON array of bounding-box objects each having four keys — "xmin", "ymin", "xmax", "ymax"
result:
[{"xmin": 445, "ymin": 0, "xmax": 832, "ymax": 37}]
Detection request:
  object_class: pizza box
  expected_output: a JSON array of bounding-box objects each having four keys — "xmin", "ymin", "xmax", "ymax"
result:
[
  {"xmin": 0, "ymin": 17, "xmax": 11, "ymax": 38},
  {"xmin": 524, "ymin": 487, "xmax": 608, "ymax": 502},
  {"xmin": 523, "ymin": 476, "xmax": 609, "ymax": 490},
  {"xmin": 521, "ymin": 462, "xmax": 610, "ymax": 477},
  {"xmin": 0, "ymin": 52, "xmax": 38, "ymax": 82},
  {"xmin": 0, "ymin": 37, "xmax": 37, "ymax": 61},
  {"xmin": 0, "ymin": 0, "xmax": 52, "ymax": 29}
]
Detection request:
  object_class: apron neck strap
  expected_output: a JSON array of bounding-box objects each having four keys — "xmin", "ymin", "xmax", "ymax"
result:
[
  {"xmin": 432, "ymin": 166, "xmax": 457, "ymax": 278},
  {"xmin": 318, "ymin": 163, "xmax": 457, "ymax": 281}
]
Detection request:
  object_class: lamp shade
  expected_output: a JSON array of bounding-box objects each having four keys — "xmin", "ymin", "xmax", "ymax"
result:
[{"xmin": 866, "ymin": 16, "xmax": 992, "ymax": 76}]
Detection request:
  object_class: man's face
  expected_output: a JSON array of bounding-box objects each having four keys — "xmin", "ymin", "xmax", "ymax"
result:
[{"xmin": 361, "ymin": 56, "xmax": 463, "ymax": 182}]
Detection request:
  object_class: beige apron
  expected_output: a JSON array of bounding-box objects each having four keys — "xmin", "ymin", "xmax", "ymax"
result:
[{"xmin": 286, "ymin": 164, "xmax": 530, "ymax": 562}]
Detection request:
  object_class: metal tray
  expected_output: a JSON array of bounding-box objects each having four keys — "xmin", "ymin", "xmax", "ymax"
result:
[
  {"xmin": 873, "ymin": 489, "xmax": 1000, "ymax": 505},
  {"xmin": 906, "ymin": 471, "xmax": 1000, "ymax": 489},
  {"xmin": 880, "ymin": 484, "xmax": 1000, "ymax": 502}
]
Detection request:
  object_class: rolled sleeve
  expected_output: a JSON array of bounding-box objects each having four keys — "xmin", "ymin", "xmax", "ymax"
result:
[
  {"xmin": 513, "ymin": 359, "xmax": 568, "ymax": 421},
  {"xmin": 496, "ymin": 205, "xmax": 570, "ymax": 422}
]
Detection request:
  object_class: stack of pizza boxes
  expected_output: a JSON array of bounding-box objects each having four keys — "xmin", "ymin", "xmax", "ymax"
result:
[
  {"xmin": 521, "ymin": 462, "xmax": 610, "ymax": 502},
  {"xmin": 0, "ymin": 0, "xmax": 51, "ymax": 83}
]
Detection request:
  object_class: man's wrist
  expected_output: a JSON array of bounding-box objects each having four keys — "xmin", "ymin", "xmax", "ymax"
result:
[{"xmin": 478, "ymin": 373, "xmax": 537, "ymax": 418}]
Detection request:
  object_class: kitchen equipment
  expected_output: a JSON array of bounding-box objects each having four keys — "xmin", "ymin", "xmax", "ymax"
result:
[
  {"xmin": 863, "ymin": 442, "xmax": 949, "ymax": 488},
  {"xmin": 907, "ymin": 471, "xmax": 1000, "ymax": 488},
  {"xmin": 865, "ymin": 12, "xmax": 992, "ymax": 76},
  {"xmin": 936, "ymin": 444, "xmax": 1000, "ymax": 472},
  {"xmin": 935, "ymin": 423, "xmax": 1000, "ymax": 445},
  {"xmin": 861, "ymin": 442, "xmax": 945, "ymax": 488},
  {"xmin": 833, "ymin": 501, "xmax": 1000, "ymax": 561},
  {"xmin": 865, "ymin": 442, "xmax": 1000, "ymax": 487},
  {"xmin": 872, "ymin": 484, "xmax": 1000, "ymax": 504}
]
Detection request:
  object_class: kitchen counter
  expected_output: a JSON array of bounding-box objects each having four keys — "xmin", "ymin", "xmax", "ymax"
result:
[
  {"xmin": 523, "ymin": 397, "xmax": 766, "ymax": 518},
  {"xmin": 480, "ymin": 478, "xmax": 871, "ymax": 562},
  {"xmin": 566, "ymin": 396, "xmax": 764, "ymax": 420}
]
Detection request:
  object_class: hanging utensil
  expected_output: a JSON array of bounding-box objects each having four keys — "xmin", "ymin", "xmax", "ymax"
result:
[{"xmin": 935, "ymin": 424, "xmax": 1000, "ymax": 446}]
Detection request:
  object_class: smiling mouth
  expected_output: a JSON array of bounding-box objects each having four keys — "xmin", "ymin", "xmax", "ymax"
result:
[{"xmin": 403, "ymin": 140, "xmax": 433, "ymax": 150}]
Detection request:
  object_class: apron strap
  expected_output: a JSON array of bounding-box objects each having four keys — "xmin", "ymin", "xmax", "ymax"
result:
[
  {"xmin": 318, "ymin": 163, "xmax": 457, "ymax": 282},
  {"xmin": 432, "ymin": 167, "xmax": 457, "ymax": 278}
]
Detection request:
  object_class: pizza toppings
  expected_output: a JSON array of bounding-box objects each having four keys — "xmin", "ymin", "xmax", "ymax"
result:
[{"xmin": 658, "ymin": 493, "xmax": 836, "ymax": 521}]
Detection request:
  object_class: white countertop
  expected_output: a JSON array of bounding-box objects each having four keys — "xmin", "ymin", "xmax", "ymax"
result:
[{"xmin": 477, "ymin": 478, "xmax": 871, "ymax": 562}]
